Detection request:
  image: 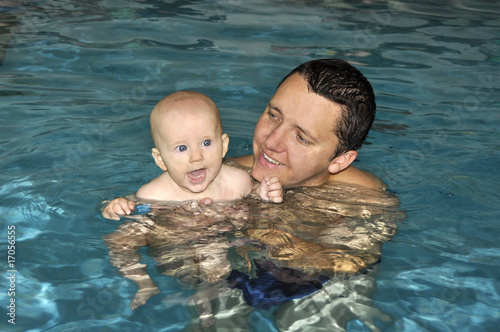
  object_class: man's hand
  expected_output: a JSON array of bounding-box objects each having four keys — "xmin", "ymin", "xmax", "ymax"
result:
[{"xmin": 101, "ymin": 197, "xmax": 136, "ymax": 220}]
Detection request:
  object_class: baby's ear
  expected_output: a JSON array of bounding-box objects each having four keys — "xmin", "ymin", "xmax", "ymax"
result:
[
  {"xmin": 152, "ymin": 148, "xmax": 167, "ymax": 171},
  {"xmin": 221, "ymin": 133, "xmax": 229, "ymax": 158},
  {"xmin": 328, "ymin": 150, "xmax": 357, "ymax": 174}
]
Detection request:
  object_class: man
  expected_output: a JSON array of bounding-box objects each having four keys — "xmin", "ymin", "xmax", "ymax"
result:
[{"xmin": 235, "ymin": 58, "xmax": 385, "ymax": 190}]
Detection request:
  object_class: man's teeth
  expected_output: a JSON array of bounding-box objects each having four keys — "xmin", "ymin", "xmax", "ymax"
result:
[{"xmin": 263, "ymin": 153, "xmax": 282, "ymax": 165}]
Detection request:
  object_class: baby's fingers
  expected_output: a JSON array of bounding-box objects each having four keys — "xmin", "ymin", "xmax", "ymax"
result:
[
  {"xmin": 267, "ymin": 188, "xmax": 283, "ymax": 203},
  {"xmin": 267, "ymin": 176, "xmax": 282, "ymax": 190},
  {"xmin": 114, "ymin": 198, "xmax": 135, "ymax": 215},
  {"xmin": 102, "ymin": 207, "xmax": 121, "ymax": 220},
  {"xmin": 102, "ymin": 198, "xmax": 136, "ymax": 220},
  {"xmin": 125, "ymin": 200, "xmax": 136, "ymax": 213},
  {"xmin": 268, "ymin": 194, "xmax": 283, "ymax": 203},
  {"xmin": 266, "ymin": 176, "xmax": 281, "ymax": 185},
  {"xmin": 266, "ymin": 181, "xmax": 282, "ymax": 192}
]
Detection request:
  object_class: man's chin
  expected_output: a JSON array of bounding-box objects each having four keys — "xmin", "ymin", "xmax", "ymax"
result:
[
  {"xmin": 252, "ymin": 166, "xmax": 284, "ymax": 184},
  {"xmin": 251, "ymin": 166, "xmax": 265, "ymax": 182}
]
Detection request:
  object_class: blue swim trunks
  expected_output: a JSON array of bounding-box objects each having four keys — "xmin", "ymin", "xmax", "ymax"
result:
[{"xmin": 228, "ymin": 259, "xmax": 328, "ymax": 310}]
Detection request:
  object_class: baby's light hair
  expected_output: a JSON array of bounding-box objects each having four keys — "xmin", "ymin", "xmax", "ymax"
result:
[{"xmin": 150, "ymin": 91, "xmax": 221, "ymax": 148}]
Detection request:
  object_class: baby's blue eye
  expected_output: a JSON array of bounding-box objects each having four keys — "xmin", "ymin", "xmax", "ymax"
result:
[
  {"xmin": 176, "ymin": 145, "xmax": 187, "ymax": 152},
  {"xmin": 202, "ymin": 139, "xmax": 211, "ymax": 147}
]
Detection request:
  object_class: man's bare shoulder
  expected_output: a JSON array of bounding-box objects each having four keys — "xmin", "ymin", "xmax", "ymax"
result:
[
  {"xmin": 330, "ymin": 165, "xmax": 387, "ymax": 191},
  {"xmin": 230, "ymin": 154, "xmax": 253, "ymax": 168}
]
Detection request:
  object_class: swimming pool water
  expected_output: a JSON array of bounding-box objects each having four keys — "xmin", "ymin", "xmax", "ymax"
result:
[{"xmin": 1, "ymin": 0, "xmax": 499, "ymax": 331}]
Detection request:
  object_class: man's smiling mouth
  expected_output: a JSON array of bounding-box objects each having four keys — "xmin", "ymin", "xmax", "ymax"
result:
[{"xmin": 263, "ymin": 152, "xmax": 283, "ymax": 165}]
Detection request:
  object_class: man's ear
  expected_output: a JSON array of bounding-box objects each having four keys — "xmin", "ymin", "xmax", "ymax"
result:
[
  {"xmin": 328, "ymin": 150, "xmax": 357, "ymax": 174},
  {"xmin": 152, "ymin": 148, "xmax": 167, "ymax": 171},
  {"xmin": 221, "ymin": 133, "xmax": 229, "ymax": 158}
]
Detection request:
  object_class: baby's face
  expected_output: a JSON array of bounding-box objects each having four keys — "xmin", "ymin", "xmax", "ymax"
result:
[{"xmin": 155, "ymin": 107, "xmax": 228, "ymax": 194}]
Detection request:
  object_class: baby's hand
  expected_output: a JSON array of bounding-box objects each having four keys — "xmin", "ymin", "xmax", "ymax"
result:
[
  {"xmin": 101, "ymin": 197, "xmax": 135, "ymax": 220},
  {"xmin": 259, "ymin": 176, "xmax": 283, "ymax": 203}
]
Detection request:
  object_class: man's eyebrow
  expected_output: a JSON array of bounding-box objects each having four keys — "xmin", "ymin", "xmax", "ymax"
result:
[
  {"xmin": 297, "ymin": 125, "xmax": 319, "ymax": 143},
  {"xmin": 268, "ymin": 103, "xmax": 282, "ymax": 114},
  {"xmin": 269, "ymin": 103, "xmax": 319, "ymax": 143}
]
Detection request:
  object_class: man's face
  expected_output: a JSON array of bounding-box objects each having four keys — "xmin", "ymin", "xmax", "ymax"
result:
[
  {"xmin": 252, "ymin": 73, "xmax": 343, "ymax": 188},
  {"xmin": 156, "ymin": 108, "xmax": 227, "ymax": 194}
]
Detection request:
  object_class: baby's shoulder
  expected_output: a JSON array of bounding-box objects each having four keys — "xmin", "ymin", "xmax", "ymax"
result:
[
  {"xmin": 218, "ymin": 164, "xmax": 253, "ymax": 195},
  {"xmin": 136, "ymin": 174, "xmax": 173, "ymax": 201},
  {"xmin": 220, "ymin": 164, "xmax": 252, "ymax": 180}
]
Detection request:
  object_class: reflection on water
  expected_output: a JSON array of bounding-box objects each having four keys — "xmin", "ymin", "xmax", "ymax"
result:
[{"xmin": 104, "ymin": 182, "xmax": 404, "ymax": 330}]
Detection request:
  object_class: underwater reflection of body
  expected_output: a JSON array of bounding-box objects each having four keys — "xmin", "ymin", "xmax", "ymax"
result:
[
  {"xmin": 104, "ymin": 183, "xmax": 403, "ymax": 331},
  {"xmin": 103, "ymin": 202, "xmax": 240, "ymax": 327}
]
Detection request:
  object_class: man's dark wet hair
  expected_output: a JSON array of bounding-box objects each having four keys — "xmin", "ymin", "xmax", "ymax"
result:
[{"xmin": 278, "ymin": 58, "xmax": 376, "ymax": 157}]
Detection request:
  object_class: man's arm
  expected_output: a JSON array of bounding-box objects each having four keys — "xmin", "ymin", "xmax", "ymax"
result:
[
  {"xmin": 232, "ymin": 154, "xmax": 253, "ymax": 168},
  {"xmin": 246, "ymin": 228, "xmax": 371, "ymax": 276}
]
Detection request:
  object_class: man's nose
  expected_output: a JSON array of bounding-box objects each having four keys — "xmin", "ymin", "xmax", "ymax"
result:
[{"xmin": 264, "ymin": 124, "xmax": 286, "ymax": 152}]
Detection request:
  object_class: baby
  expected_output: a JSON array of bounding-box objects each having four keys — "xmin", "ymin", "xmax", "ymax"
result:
[
  {"xmin": 102, "ymin": 91, "xmax": 282, "ymax": 326},
  {"xmin": 102, "ymin": 90, "xmax": 282, "ymax": 219}
]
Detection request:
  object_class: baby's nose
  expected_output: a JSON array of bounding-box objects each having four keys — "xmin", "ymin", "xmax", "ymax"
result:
[{"xmin": 190, "ymin": 149, "xmax": 204, "ymax": 163}]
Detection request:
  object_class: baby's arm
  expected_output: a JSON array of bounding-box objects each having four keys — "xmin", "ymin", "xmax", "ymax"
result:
[
  {"xmin": 102, "ymin": 175, "xmax": 167, "ymax": 220},
  {"xmin": 254, "ymin": 175, "xmax": 283, "ymax": 203},
  {"xmin": 103, "ymin": 219, "xmax": 160, "ymax": 310},
  {"xmin": 101, "ymin": 195, "xmax": 136, "ymax": 220}
]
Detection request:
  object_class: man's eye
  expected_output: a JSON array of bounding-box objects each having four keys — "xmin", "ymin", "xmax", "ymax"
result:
[
  {"xmin": 202, "ymin": 140, "xmax": 211, "ymax": 147},
  {"xmin": 297, "ymin": 134, "xmax": 310, "ymax": 145},
  {"xmin": 176, "ymin": 145, "xmax": 187, "ymax": 152},
  {"xmin": 267, "ymin": 110, "xmax": 280, "ymax": 121}
]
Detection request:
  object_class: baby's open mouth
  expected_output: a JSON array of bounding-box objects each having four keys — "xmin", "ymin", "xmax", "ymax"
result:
[{"xmin": 188, "ymin": 168, "xmax": 206, "ymax": 184}]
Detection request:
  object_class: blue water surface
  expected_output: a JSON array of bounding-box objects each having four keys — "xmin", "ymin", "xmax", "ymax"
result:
[{"xmin": 1, "ymin": 0, "xmax": 499, "ymax": 331}]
